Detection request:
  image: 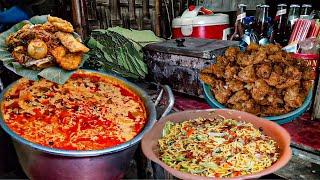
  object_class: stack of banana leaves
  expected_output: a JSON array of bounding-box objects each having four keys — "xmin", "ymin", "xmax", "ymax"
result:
[{"xmin": 84, "ymin": 28, "xmax": 161, "ymax": 79}]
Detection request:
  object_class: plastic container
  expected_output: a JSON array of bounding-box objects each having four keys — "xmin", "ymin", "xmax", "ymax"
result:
[
  {"xmin": 293, "ymin": 53, "xmax": 319, "ymax": 80},
  {"xmin": 172, "ymin": 6, "xmax": 230, "ymax": 40}
]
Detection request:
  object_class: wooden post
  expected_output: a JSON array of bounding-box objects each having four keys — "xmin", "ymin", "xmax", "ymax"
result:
[
  {"xmin": 155, "ymin": 0, "xmax": 162, "ymax": 36},
  {"xmin": 110, "ymin": 0, "xmax": 120, "ymax": 21},
  {"xmin": 79, "ymin": 0, "xmax": 88, "ymax": 37},
  {"xmin": 71, "ymin": 0, "xmax": 84, "ymax": 38}
]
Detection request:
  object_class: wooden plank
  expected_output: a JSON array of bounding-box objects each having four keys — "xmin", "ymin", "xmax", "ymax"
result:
[
  {"xmin": 128, "ymin": 0, "xmax": 136, "ymax": 20},
  {"xmin": 87, "ymin": 0, "xmax": 98, "ymax": 20},
  {"xmin": 110, "ymin": 0, "xmax": 121, "ymax": 23},
  {"xmin": 142, "ymin": 0, "xmax": 150, "ymax": 18}
]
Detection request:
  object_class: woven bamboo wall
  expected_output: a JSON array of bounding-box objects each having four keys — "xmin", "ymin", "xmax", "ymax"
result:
[
  {"xmin": 72, "ymin": 0, "xmax": 267, "ymax": 38},
  {"xmin": 74, "ymin": 0, "xmax": 186, "ymax": 38},
  {"xmin": 87, "ymin": 0, "xmax": 154, "ymax": 30}
]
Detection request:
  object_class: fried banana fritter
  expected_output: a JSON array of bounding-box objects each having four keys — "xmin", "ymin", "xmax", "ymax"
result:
[
  {"xmin": 236, "ymin": 52, "xmax": 251, "ymax": 66},
  {"xmin": 48, "ymin": 16, "xmax": 74, "ymax": 33},
  {"xmin": 257, "ymin": 63, "xmax": 272, "ymax": 79},
  {"xmin": 246, "ymin": 43, "xmax": 260, "ymax": 52},
  {"xmin": 212, "ymin": 80, "xmax": 232, "ymax": 104},
  {"xmin": 302, "ymin": 67, "xmax": 314, "ymax": 80},
  {"xmin": 265, "ymin": 44, "xmax": 282, "ymax": 55},
  {"xmin": 200, "ymin": 44, "xmax": 312, "ymax": 116},
  {"xmin": 227, "ymin": 80, "xmax": 244, "ymax": 92},
  {"xmin": 51, "ymin": 46, "xmax": 82, "ymax": 70},
  {"xmin": 224, "ymin": 64, "xmax": 239, "ymax": 80},
  {"xmin": 261, "ymin": 106, "xmax": 289, "ymax": 116},
  {"xmin": 284, "ymin": 85, "xmax": 305, "ymax": 108},
  {"xmin": 200, "ymin": 73, "xmax": 216, "ymax": 87},
  {"xmin": 251, "ymin": 79, "xmax": 271, "ymax": 101},
  {"xmin": 55, "ymin": 32, "xmax": 90, "ymax": 53},
  {"xmin": 266, "ymin": 89, "xmax": 284, "ymax": 107},
  {"xmin": 237, "ymin": 65, "xmax": 256, "ymax": 83},
  {"xmin": 265, "ymin": 72, "xmax": 286, "ymax": 86},
  {"xmin": 224, "ymin": 46, "xmax": 240, "ymax": 62},
  {"xmin": 227, "ymin": 90, "xmax": 250, "ymax": 105},
  {"xmin": 242, "ymin": 99, "xmax": 261, "ymax": 115},
  {"xmin": 252, "ymin": 50, "xmax": 267, "ymax": 64}
]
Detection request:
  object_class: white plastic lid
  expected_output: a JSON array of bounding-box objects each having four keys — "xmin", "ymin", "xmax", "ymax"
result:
[
  {"xmin": 172, "ymin": 6, "xmax": 229, "ymax": 27},
  {"xmin": 172, "ymin": 13, "xmax": 229, "ymax": 27}
]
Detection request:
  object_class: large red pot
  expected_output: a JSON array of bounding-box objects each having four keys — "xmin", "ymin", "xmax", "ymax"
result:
[{"xmin": 0, "ymin": 70, "xmax": 174, "ymax": 180}]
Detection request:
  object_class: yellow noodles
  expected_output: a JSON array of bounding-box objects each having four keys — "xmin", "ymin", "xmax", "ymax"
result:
[{"xmin": 158, "ymin": 117, "xmax": 279, "ymax": 178}]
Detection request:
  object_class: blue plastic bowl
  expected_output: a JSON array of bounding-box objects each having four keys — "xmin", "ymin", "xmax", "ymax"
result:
[{"xmin": 202, "ymin": 82, "xmax": 312, "ymax": 124}]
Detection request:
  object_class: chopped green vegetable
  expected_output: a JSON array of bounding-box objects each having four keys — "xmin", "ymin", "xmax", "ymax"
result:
[
  {"xmin": 200, "ymin": 162, "xmax": 218, "ymax": 170},
  {"xmin": 176, "ymin": 156, "xmax": 186, "ymax": 161},
  {"xmin": 162, "ymin": 121, "xmax": 174, "ymax": 136},
  {"xmin": 196, "ymin": 134, "xmax": 208, "ymax": 141}
]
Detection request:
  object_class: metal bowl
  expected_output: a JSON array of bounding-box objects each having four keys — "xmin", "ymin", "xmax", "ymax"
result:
[
  {"xmin": 142, "ymin": 109, "xmax": 292, "ymax": 180},
  {"xmin": 0, "ymin": 70, "xmax": 174, "ymax": 180},
  {"xmin": 202, "ymin": 82, "xmax": 312, "ymax": 124}
]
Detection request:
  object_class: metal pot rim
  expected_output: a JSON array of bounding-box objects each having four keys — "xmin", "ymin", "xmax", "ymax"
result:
[{"xmin": 0, "ymin": 69, "xmax": 157, "ymax": 157}]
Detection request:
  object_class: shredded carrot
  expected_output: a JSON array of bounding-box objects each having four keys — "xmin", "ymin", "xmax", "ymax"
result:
[{"xmin": 187, "ymin": 129, "xmax": 194, "ymax": 137}]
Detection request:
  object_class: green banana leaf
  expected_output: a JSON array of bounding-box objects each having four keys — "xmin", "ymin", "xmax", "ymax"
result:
[
  {"xmin": 107, "ymin": 26, "xmax": 163, "ymax": 53},
  {"xmin": 85, "ymin": 29, "xmax": 148, "ymax": 80},
  {"xmin": 0, "ymin": 15, "xmax": 88, "ymax": 84}
]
